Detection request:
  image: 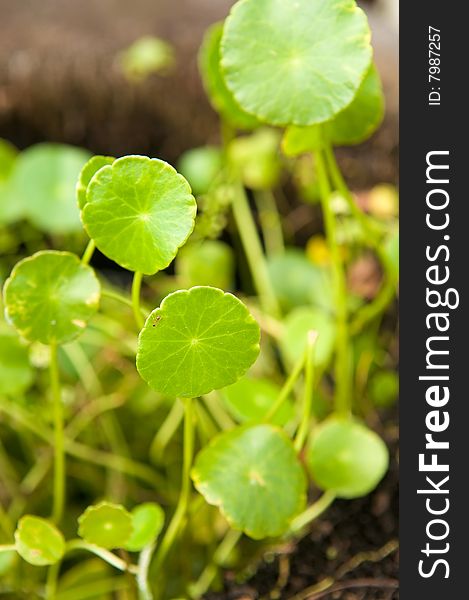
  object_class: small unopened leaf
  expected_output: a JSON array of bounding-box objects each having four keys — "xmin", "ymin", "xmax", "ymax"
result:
[
  {"xmin": 3, "ymin": 251, "xmax": 100, "ymax": 345},
  {"xmin": 82, "ymin": 156, "xmax": 196, "ymax": 274},
  {"xmin": 199, "ymin": 22, "xmax": 260, "ymax": 130},
  {"xmin": 0, "ymin": 333, "xmax": 33, "ymax": 395},
  {"xmin": 221, "ymin": 0, "xmax": 372, "ymax": 126},
  {"xmin": 76, "ymin": 155, "xmax": 115, "ymax": 210},
  {"xmin": 192, "ymin": 424, "xmax": 306, "ymax": 539},
  {"xmin": 222, "ymin": 378, "xmax": 294, "ymax": 426},
  {"xmin": 137, "ymin": 286, "xmax": 260, "ymax": 398},
  {"xmin": 78, "ymin": 502, "xmax": 133, "ymax": 550},
  {"xmin": 281, "ymin": 307, "xmax": 336, "ymax": 369},
  {"xmin": 15, "ymin": 515, "xmax": 65, "ymax": 566},
  {"xmin": 307, "ymin": 417, "xmax": 389, "ymax": 498},
  {"xmin": 125, "ymin": 503, "xmax": 165, "ymax": 552}
]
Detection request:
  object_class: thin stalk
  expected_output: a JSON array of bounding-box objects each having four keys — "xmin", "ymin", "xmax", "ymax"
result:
[
  {"xmin": 149, "ymin": 399, "xmax": 185, "ymax": 463},
  {"xmin": 254, "ymin": 189, "xmax": 284, "ymax": 257},
  {"xmin": 289, "ymin": 490, "xmax": 336, "ymax": 533},
  {"xmin": 65, "ymin": 539, "xmax": 139, "ymax": 574},
  {"xmin": 0, "ymin": 544, "xmax": 15, "ymax": 552},
  {"xmin": 231, "ymin": 183, "xmax": 280, "ymax": 316},
  {"xmin": 49, "ymin": 343, "xmax": 65, "ymax": 523},
  {"xmin": 316, "ymin": 148, "xmax": 351, "ymax": 417},
  {"xmin": 153, "ymin": 398, "xmax": 195, "ymax": 579},
  {"xmin": 189, "ymin": 529, "xmax": 242, "ymax": 598},
  {"xmin": 132, "ymin": 271, "xmax": 145, "ymax": 329},
  {"xmin": 265, "ymin": 349, "xmax": 306, "ymax": 422},
  {"xmin": 81, "ymin": 239, "xmax": 96, "ymax": 265},
  {"xmin": 294, "ymin": 332, "xmax": 317, "ymax": 452},
  {"xmin": 45, "ymin": 562, "xmax": 60, "ymax": 600},
  {"xmin": 202, "ymin": 392, "xmax": 235, "ymax": 431},
  {"xmin": 137, "ymin": 543, "xmax": 156, "ymax": 600}
]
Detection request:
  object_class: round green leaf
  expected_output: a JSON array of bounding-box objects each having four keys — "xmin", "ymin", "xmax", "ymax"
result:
[
  {"xmin": 221, "ymin": 0, "xmax": 372, "ymax": 127},
  {"xmin": 78, "ymin": 502, "xmax": 133, "ymax": 550},
  {"xmin": 325, "ymin": 63, "xmax": 384, "ymax": 145},
  {"xmin": 307, "ymin": 417, "xmax": 389, "ymax": 498},
  {"xmin": 124, "ymin": 503, "xmax": 165, "ymax": 552},
  {"xmin": 282, "ymin": 126, "xmax": 324, "ymax": 158},
  {"xmin": 177, "ymin": 146, "xmax": 223, "ymax": 196},
  {"xmin": 192, "ymin": 424, "xmax": 306, "ymax": 539},
  {"xmin": 0, "ymin": 333, "xmax": 33, "ymax": 395},
  {"xmin": 281, "ymin": 307, "xmax": 336, "ymax": 369},
  {"xmin": 176, "ymin": 241, "xmax": 235, "ymax": 290},
  {"xmin": 82, "ymin": 155, "xmax": 196, "ymax": 274},
  {"xmin": 137, "ymin": 286, "xmax": 260, "ymax": 398},
  {"xmin": 9, "ymin": 143, "xmax": 91, "ymax": 233},
  {"xmin": 119, "ymin": 36, "xmax": 175, "ymax": 81},
  {"xmin": 0, "ymin": 139, "xmax": 20, "ymax": 225},
  {"xmin": 76, "ymin": 155, "xmax": 115, "ymax": 210},
  {"xmin": 15, "ymin": 515, "xmax": 65, "ymax": 566},
  {"xmin": 369, "ymin": 370, "xmax": 399, "ymax": 408},
  {"xmin": 3, "ymin": 251, "xmax": 100, "ymax": 345},
  {"xmin": 222, "ymin": 377, "xmax": 294, "ymax": 426},
  {"xmin": 199, "ymin": 22, "xmax": 260, "ymax": 130}
]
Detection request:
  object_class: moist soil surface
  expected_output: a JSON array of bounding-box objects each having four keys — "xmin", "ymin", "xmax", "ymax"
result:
[{"xmin": 207, "ymin": 439, "xmax": 399, "ymax": 600}]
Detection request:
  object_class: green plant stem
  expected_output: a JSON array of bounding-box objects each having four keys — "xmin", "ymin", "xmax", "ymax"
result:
[
  {"xmin": 45, "ymin": 562, "xmax": 60, "ymax": 600},
  {"xmin": 289, "ymin": 490, "xmax": 336, "ymax": 533},
  {"xmin": 149, "ymin": 399, "xmax": 185, "ymax": 463},
  {"xmin": 189, "ymin": 529, "xmax": 242, "ymax": 598},
  {"xmin": 137, "ymin": 543, "xmax": 156, "ymax": 600},
  {"xmin": 294, "ymin": 332, "xmax": 317, "ymax": 452},
  {"xmin": 49, "ymin": 343, "xmax": 65, "ymax": 524},
  {"xmin": 324, "ymin": 145, "xmax": 397, "ymax": 334},
  {"xmin": 265, "ymin": 349, "xmax": 306, "ymax": 422},
  {"xmin": 254, "ymin": 189, "xmax": 284, "ymax": 257},
  {"xmin": 315, "ymin": 148, "xmax": 351, "ymax": 417},
  {"xmin": 81, "ymin": 239, "xmax": 96, "ymax": 265},
  {"xmin": 0, "ymin": 397, "xmax": 169, "ymax": 496},
  {"xmin": 65, "ymin": 539, "xmax": 139, "ymax": 574},
  {"xmin": 0, "ymin": 544, "xmax": 15, "ymax": 552},
  {"xmin": 132, "ymin": 271, "xmax": 145, "ymax": 329},
  {"xmin": 203, "ymin": 392, "xmax": 235, "ymax": 431},
  {"xmin": 153, "ymin": 398, "xmax": 195, "ymax": 581},
  {"xmin": 231, "ymin": 183, "xmax": 280, "ymax": 316}
]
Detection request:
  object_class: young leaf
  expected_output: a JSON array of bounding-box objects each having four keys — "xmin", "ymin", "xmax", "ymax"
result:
[
  {"xmin": 192, "ymin": 424, "xmax": 306, "ymax": 539},
  {"xmin": 177, "ymin": 146, "xmax": 223, "ymax": 197},
  {"xmin": 8, "ymin": 143, "xmax": 91, "ymax": 233},
  {"xmin": 306, "ymin": 417, "xmax": 389, "ymax": 498},
  {"xmin": 0, "ymin": 333, "xmax": 34, "ymax": 395},
  {"xmin": 199, "ymin": 22, "xmax": 260, "ymax": 130},
  {"xmin": 221, "ymin": 0, "xmax": 372, "ymax": 126},
  {"xmin": 137, "ymin": 286, "xmax": 260, "ymax": 398},
  {"xmin": 76, "ymin": 155, "xmax": 115, "ymax": 210},
  {"xmin": 3, "ymin": 251, "xmax": 100, "ymax": 345},
  {"xmin": 228, "ymin": 129, "xmax": 281, "ymax": 190},
  {"xmin": 222, "ymin": 377, "xmax": 294, "ymax": 426},
  {"xmin": 78, "ymin": 502, "xmax": 133, "ymax": 550},
  {"xmin": 176, "ymin": 241, "xmax": 235, "ymax": 290},
  {"xmin": 82, "ymin": 156, "xmax": 196, "ymax": 274},
  {"xmin": 280, "ymin": 307, "xmax": 336, "ymax": 369},
  {"xmin": 15, "ymin": 515, "xmax": 65, "ymax": 566},
  {"xmin": 124, "ymin": 503, "xmax": 165, "ymax": 552}
]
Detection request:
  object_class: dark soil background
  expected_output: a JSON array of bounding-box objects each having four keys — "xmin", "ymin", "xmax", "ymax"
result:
[{"xmin": 0, "ymin": 1, "xmax": 399, "ymax": 598}]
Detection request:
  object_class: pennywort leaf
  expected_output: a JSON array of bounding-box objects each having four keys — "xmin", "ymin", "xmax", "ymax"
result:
[
  {"xmin": 15, "ymin": 516, "xmax": 65, "ymax": 566},
  {"xmin": 76, "ymin": 155, "xmax": 115, "ymax": 210},
  {"xmin": 176, "ymin": 241, "xmax": 235, "ymax": 290},
  {"xmin": 3, "ymin": 251, "xmax": 100, "ymax": 345},
  {"xmin": 124, "ymin": 503, "xmax": 165, "ymax": 552},
  {"xmin": 221, "ymin": 0, "xmax": 372, "ymax": 126},
  {"xmin": 306, "ymin": 417, "xmax": 389, "ymax": 498},
  {"xmin": 192, "ymin": 424, "xmax": 306, "ymax": 539},
  {"xmin": 78, "ymin": 502, "xmax": 133, "ymax": 550},
  {"xmin": 82, "ymin": 155, "xmax": 196, "ymax": 274},
  {"xmin": 137, "ymin": 286, "xmax": 260, "ymax": 398},
  {"xmin": 177, "ymin": 146, "xmax": 223, "ymax": 197},
  {"xmin": 0, "ymin": 333, "xmax": 33, "ymax": 395}
]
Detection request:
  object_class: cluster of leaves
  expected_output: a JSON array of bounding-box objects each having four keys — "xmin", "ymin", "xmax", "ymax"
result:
[{"xmin": 0, "ymin": 0, "xmax": 398, "ymax": 598}]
